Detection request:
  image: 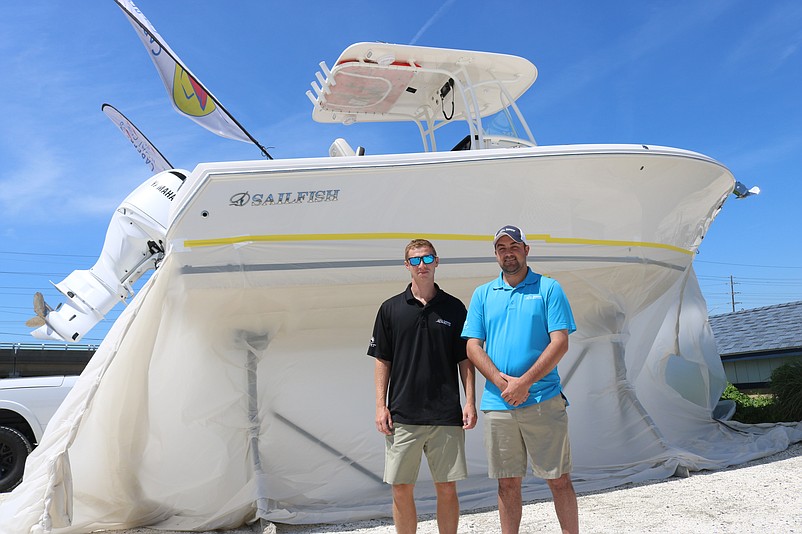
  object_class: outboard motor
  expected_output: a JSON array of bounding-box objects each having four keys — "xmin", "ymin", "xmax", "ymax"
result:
[{"xmin": 28, "ymin": 169, "xmax": 187, "ymax": 342}]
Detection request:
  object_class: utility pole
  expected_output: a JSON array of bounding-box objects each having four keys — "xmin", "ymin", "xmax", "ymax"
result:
[{"xmin": 729, "ymin": 275, "xmax": 741, "ymax": 312}]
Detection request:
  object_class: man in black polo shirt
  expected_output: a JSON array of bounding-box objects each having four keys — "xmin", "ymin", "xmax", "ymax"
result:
[{"xmin": 369, "ymin": 238, "xmax": 476, "ymax": 534}]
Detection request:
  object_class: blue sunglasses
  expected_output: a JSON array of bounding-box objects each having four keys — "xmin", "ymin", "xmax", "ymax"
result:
[{"xmin": 407, "ymin": 254, "xmax": 436, "ymax": 266}]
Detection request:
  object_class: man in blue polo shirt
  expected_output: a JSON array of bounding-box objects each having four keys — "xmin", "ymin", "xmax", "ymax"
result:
[
  {"xmin": 369, "ymin": 238, "xmax": 476, "ymax": 534},
  {"xmin": 462, "ymin": 225, "xmax": 578, "ymax": 534}
]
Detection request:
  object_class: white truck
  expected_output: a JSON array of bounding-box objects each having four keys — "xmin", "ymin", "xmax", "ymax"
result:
[{"xmin": 0, "ymin": 376, "xmax": 77, "ymax": 491}]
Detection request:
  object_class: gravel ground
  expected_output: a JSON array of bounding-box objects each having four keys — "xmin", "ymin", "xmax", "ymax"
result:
[{"xmin": 117, "ymin": 441, "xmax": 801, "ymax": 534}]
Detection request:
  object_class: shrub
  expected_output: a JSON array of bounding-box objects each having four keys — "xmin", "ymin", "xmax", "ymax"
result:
[
  {"xmin": 721, "ymin": 383, "xmax": 777, "ymax": 423},
  {"xmin": 721, "ymin": 383, "xmax": 749, "ymax": 404},
  {"xmin": 770, "ymin": 361, "xmax": 802, "ymax": 422}
]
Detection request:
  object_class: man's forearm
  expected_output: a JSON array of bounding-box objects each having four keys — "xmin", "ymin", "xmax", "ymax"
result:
[
  {"xmin": 374, "ymin": 358, "xmax": 391, "ymax": 407},
  {"xmin": 458, "ymin": 358, "xmax": 476, "ymax": 405},
  {"xmin": 520, "ymin": 330, "xmax": 569, "ymax": 387},
  {"xmin": 466, "ymin": 338, "xmax": 505, "ymax": 389}
]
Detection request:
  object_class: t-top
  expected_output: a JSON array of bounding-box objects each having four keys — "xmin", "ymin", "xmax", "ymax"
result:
[
  {"xmin": 368, "ymin": 284, "xmax": 468, "ymax": 426},
  {"xmin": 462, "ymin": 268, "xmax": 576, "ymax": 410}
]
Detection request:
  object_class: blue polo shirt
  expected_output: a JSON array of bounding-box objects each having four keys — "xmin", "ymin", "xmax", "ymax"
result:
[{"xmin": 462, "ymin": 268, "xmax": 576, "ymax": 410}]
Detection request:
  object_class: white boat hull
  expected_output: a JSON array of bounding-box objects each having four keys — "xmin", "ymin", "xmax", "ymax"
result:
[{"xmin": 170, "ymin": 143, "xmax": 731, "ymax": 276}]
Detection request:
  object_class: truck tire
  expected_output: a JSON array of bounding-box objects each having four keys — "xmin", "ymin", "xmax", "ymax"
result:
[{"xmin": 0, "ymin": 426, "xmax": 33, "ymax": 492}]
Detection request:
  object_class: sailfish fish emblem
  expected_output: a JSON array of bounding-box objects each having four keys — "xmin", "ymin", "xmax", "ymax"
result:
[{"xmin": 172, "ymin": 65, "xmax": 216, "ymax": 117}]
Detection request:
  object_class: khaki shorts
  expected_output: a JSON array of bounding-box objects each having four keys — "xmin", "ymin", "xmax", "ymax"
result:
[
  {"xmin": 384, "ymin": 423, "xmax": 467, "ymax": 485},
  {"xmin": 483, "ymin": 394, "xmax": 572, "ymax": 480}
]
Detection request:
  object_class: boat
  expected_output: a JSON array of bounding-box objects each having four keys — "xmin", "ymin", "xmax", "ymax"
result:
[{"xmin": 3, "ymin": 42, "xmax": 799, "ymax": 533}]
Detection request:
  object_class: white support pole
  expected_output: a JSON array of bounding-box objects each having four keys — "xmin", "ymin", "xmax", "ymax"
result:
[{"xmin": 240, "ymin": 332, "xmax": 272, "ymax": 530}]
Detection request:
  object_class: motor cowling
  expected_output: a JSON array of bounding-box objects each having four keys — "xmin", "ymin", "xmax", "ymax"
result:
[{"xmin": 31, "ymin": 169, "xmax": 186, "ymax": 342}]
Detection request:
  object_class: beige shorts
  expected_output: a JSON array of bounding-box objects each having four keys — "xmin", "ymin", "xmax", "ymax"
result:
[
  {"xmin": 483, "ymin": 394, "xmax": 572, "ymax": 480},
  {"xmin": 384, "ymin": 423, "xmax": 467, "ymax": 485}
]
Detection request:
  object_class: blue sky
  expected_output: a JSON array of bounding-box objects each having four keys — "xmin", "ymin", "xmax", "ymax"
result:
[{"xmin": 1, "ymin": 0, "xmax": 801, "ymax": 345}]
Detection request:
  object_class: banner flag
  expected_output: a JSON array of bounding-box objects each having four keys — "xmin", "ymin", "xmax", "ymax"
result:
[
  {"xmin": 102, "ymin": 104, "xmax": 173, "ymax": 174},
  {"xmin": 113, "ymin": 0, "xmax": 272, "ymax": 158}
]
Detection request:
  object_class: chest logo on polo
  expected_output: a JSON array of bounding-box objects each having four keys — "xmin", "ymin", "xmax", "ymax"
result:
[
  {"xmin": 435, "ymin": 318, "xmax": 452, "ymax": 327},
  {"xmin": 523, "ymin": 294, "xmax": 542, "ymax": 300}
]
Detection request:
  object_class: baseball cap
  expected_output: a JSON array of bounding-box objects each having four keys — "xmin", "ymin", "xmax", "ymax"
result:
[{"xmin": 493, "ymin": 225, "xmax": 527, "ymax": 246}]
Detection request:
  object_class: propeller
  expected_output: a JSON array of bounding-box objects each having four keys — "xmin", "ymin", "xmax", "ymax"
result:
[{"xmin": 25, "ymin": 292, "xmax": 50, "ymax": 328}]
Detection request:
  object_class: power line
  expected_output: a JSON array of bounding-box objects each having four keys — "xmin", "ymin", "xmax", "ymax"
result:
[
  {"xmin": 698, "ymin": 271, "xmax": 802, "ymax": 314},
  {"xmin": 0, "ymin": 271, "xmax": 74, "ymax": 277},
  {"xmin": 695, "ymin": 259, "xmax": 802, "ymax": 269},
  {"xmin": 697, "ymin": 275, "xmax": 802, "ymax": 284},
  {"xmin": 0, "ymin": 331, "xmax": 106, "ymax": 343},
  {"xmin": 0, "ymin": 251, "xmax": 96, "ymax": 258}
]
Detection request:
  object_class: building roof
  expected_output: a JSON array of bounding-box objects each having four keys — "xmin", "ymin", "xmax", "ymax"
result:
[{"xmin": 709, "ymin": 300, "xmax": 802, "ymax": 356}]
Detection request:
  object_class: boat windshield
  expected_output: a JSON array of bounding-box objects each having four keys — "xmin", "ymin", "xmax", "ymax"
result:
[{"xmin": 484, "ymin": 109, "xmax": 524, "ymax": 138}]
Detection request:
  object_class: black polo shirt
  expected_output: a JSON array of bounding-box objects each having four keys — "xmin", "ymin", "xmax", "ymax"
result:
[{"xmin": 368, "ymin": 283, "xmax": 467, "ymax": 426}]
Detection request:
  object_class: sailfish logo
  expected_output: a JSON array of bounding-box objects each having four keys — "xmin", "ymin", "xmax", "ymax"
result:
[{"xmin": 172, "ymin": 65, "xmax": 216, "ymax": 117}]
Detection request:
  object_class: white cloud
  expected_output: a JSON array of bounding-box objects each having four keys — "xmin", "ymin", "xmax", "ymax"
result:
[
  {"xmin": 724, "ymin": 134, "xmax": 802, "ymax": 172},
  {"xmin": 409, "ymin": 0, "xmax": 457, "ymax": 45},
  {"xmin": 724, "ymin": 3, "xmax": 802, "ymax": 73},
  {"xmin": 527, "ymin": 2, "xmax": 732, "ymax": 113}
]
